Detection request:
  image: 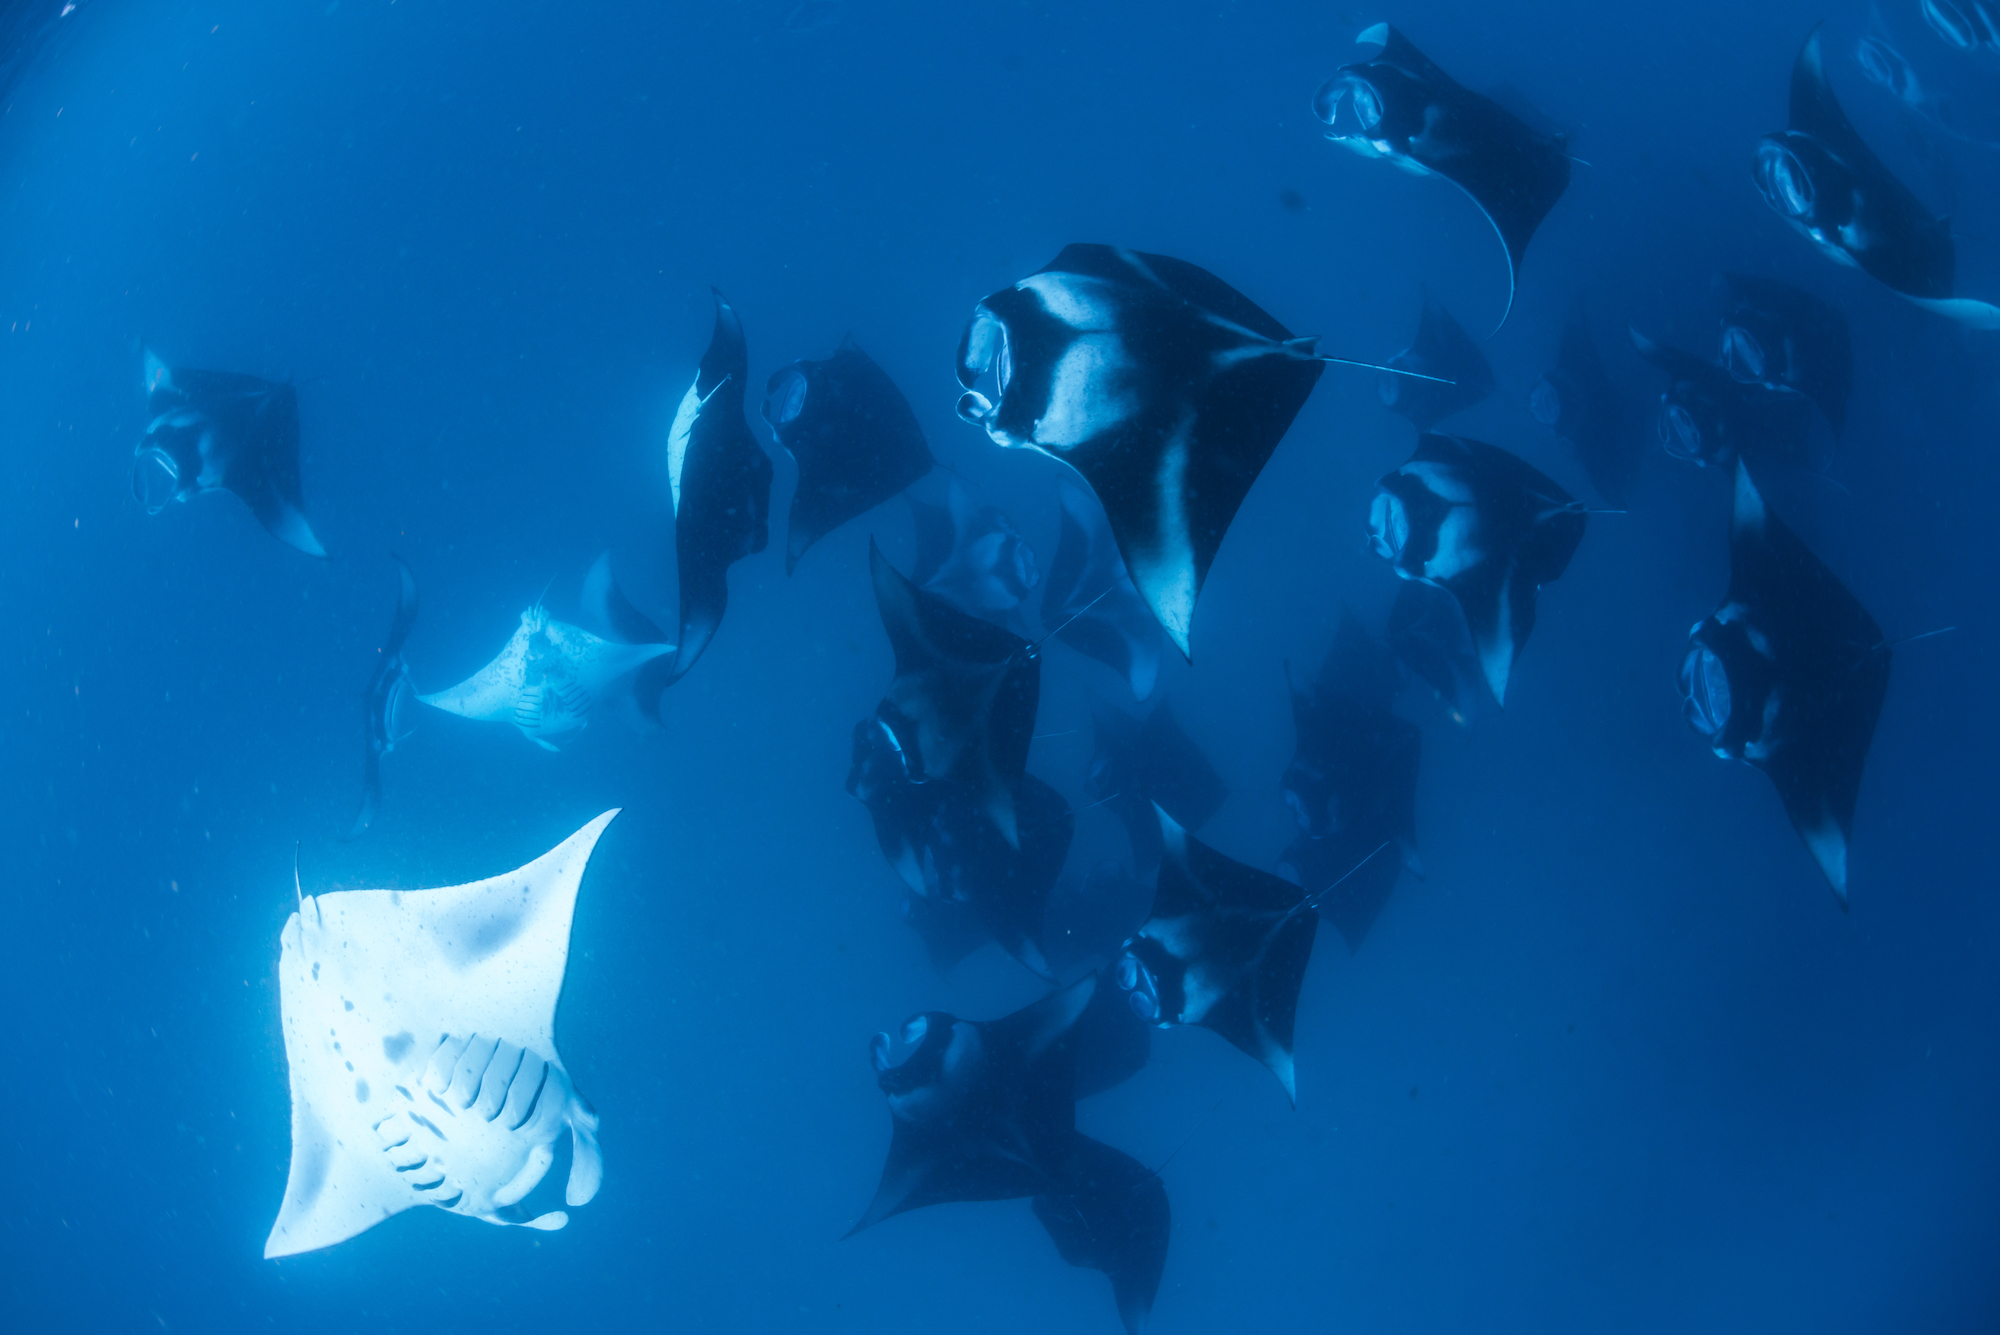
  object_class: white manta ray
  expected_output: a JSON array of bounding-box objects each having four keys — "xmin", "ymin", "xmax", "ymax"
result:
[
  {"xmin": 264, "ymin": 811, "xmax": 617, "ymax": 1258},
  {"xmin": 421, "ymin": 590, "xmax": 672, "ymax": 750}
]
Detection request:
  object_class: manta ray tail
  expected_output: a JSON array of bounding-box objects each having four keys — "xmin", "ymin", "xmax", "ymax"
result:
[{"xmin": 1283, "ymin": 336, "xmax": 1458, "ymax": 385}]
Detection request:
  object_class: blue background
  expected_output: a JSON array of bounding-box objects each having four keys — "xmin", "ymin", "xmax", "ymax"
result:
[{"xmin": 2, "ymin": 1, "xmax": 1997, "ymax": 1330}]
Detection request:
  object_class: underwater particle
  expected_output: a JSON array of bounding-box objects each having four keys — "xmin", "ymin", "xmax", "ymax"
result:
[{"xmin": 1279, "ymin": 187, "xmax": 1307, "ymax": 212}]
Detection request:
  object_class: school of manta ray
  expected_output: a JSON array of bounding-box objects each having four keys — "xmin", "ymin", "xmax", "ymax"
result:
[{"xmin": 129, "ymin": 13, "xmax": 1982, "ymax": 1332}]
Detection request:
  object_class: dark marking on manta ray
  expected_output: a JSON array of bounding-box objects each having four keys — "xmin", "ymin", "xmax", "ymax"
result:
[{"xmin": 1679, "ymin": 463, "xmax": 1891, "ymax": 905}]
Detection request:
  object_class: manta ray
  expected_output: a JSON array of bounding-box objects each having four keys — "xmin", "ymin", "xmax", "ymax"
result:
[
  {"xmin": 1755, "ymin": 25, "xmax": 2000, "ymax": 327},
  {"xmin": 134, "ymin": 349, "xmax": 325, "ymax": 556},
  {"xmin": 265, "ymin": 812, "xmax": 616, "ymax": 1257},
  {"xmin": 421, "ymin": 561, "xmax": 673, "ymax": 750},
  {"xmin": 1679, "ymin": 464, "xmax": 1892, "ymax": 902},
  {"xmin": 1314, "ymin": 23, "xmax": 1572, "ymax": 330}
]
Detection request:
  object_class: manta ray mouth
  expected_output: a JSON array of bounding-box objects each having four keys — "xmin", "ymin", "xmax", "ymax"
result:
[
  {"xmin": 1719, "ymin": 326, "xmax": 1767, "ymax": 384},
  {"xmin": 132, "ymin": 447, "xmax": 182, "ymax": 512},
  {"xmin": 1659, "ymin": 400, "xmax": 1707, "ymax": 462},
  {"xmin": 1311, "ymin": 74, "xmax": 1382, "ymax": 136},
  {"xmin": 869, "ymin": 1015, "xmax": 932, "ymax": 1074},
  {"xmin": 1679, "ymin": 643, "xmax": 1732, "ymax": 739},
  {"xmin": 763, "ymin": 366, "xmax": 808, "ymax": 426},
  {"xmin": 1754, "ymin": 140, "xmax": 1816, "ymax": 221},
  {"xmin": 1116, "ymin": 951, "xmax": 1163, "ymax": 1024},
  {"xmin": 1367, "ymin": 491, "xmax": 1410, "ymax": 563}
]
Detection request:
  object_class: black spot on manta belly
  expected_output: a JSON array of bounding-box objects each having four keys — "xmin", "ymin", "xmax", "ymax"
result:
[
  {"xmin": 383, "ymin": 1031, "xmax": 414, "ymax": 1064},
  {"xmin": 355, "ymin": 1079, "xmax": 370, "ymax": 1103}
]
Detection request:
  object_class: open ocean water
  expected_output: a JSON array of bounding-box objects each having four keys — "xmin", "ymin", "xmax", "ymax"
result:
[{"xmin": 3, "ymin": 1, "xmax": 1999, "ymax": 1331}]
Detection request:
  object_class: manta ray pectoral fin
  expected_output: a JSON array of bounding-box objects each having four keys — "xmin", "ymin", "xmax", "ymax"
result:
[
  {"xmin": 1901, "ymin": 293, "xmax": 2000, "ymax": 329},
  {"xmin": 239, "ymin": 490, "xmax": 326, "ymax": 558},
  {"xmin": 1797, "ymin": 813, "xmax": 1850, "ymax": 906},
  {"xmin": 565, "ymin": 1095, "xmax": 604, "ymax": 1206}
]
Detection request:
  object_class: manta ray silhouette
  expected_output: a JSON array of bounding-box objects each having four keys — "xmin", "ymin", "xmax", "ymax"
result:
[
  {"xmin": 421, "ymin": 562, "xmax": 672, "ymax": 751},
  {"xmin": 1755, "ymin": 25, "xmax": 2000, "ymax": 327},
  {"xmin": 1315, "ymin": 23, "xmax": 1571, "ymax": 330},
  {"xmin": 1679, "ymin": 464, "xmax": 1892, "ymax": 903},
  {"xmin": 133, "ymin": 349, "xmax": 325, "ymax": 557}
]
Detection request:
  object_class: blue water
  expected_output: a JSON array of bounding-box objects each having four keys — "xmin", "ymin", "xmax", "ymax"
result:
[{"xmin": 4, "ymin": 1, "xmax": 1999, "ymax": 1331}]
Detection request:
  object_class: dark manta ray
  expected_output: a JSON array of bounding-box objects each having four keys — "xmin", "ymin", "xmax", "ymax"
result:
[
  {"xmin": 956, "ymin": 244, "xmax": 1345, "ymax": 660},
  {"xmin": 1386, "ymin": 578, "xmax": 1482, "ymax": 725},
  {"xmin": 1369, "ymin": 434, "xmax": 1587, "ymax": 706},
  {"xmin": 1117, "ymin": 808, "xmax": 1318, "ymax": 1102},
  {"xmin": 854, "ymin": 978, "xmax": 1168, "ymax": 1333},
  {"xmin": 134, "ymin": 350, "xmax": 325, "ymax": 556},
  {"xmin": 905, "ymin": 477, "xmax": 1039, "ymax": 619},
  {"xmin": 848, "ymin": 716, "xmax": 1073, "ymax": 978},
  {"xmin": 765, "ymin": 338, "xmax": 934, "ymax": 572},
  {"xmin": 1755, "ymin": 26, "xmax": 2000, "ymax": 327},
  {"xmin": 866, "ymin": 540, "xmax": 1038, "ymax": 845},
  {"xmin": 1033, "ymin": 1133, "xmax": 1170, "ymax": 1335},
  {"xmin": 346, "ymin": 556, "xmax": 420, "ymax": 841},
  {"xmin": 1085, "ymin": 698, "xmax": 1228, "ymax": 870},
  {"xmin": 1378, "ymin": 292, "xmax": 1496, "ymax": 431},
  {"xmin": 1717, "ymin": 273, "xmax": 1853, "ymax": 439},
  {"xmin": 1629, "ymin": 328, "xmax": 1820, "ymax": 474},
  {"xmin": 1680, "ymin": 463, "xmax": 1891, "ymax": 903},
  {"xmin": 1530, "ymin": 301, "xmax": 1640, "ymax": 507},
  {"xmin": 1040, "ymin": 484, "xmax": 1163, "ymax": 700},
  {"xmin": 851, "ymin": 975, "xmax": 1095, "ymax": 1233},
  {"xmin": 1277, "ymin": 607, "xmax": 1421, "ymax": 951},
  {"xmin": 664, "ymin": 290, "xmax": 772, "ymax": 686},
  {"xmin": 1314, "ymin": 23, "xmax": 1571, "ymax": 329}
]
